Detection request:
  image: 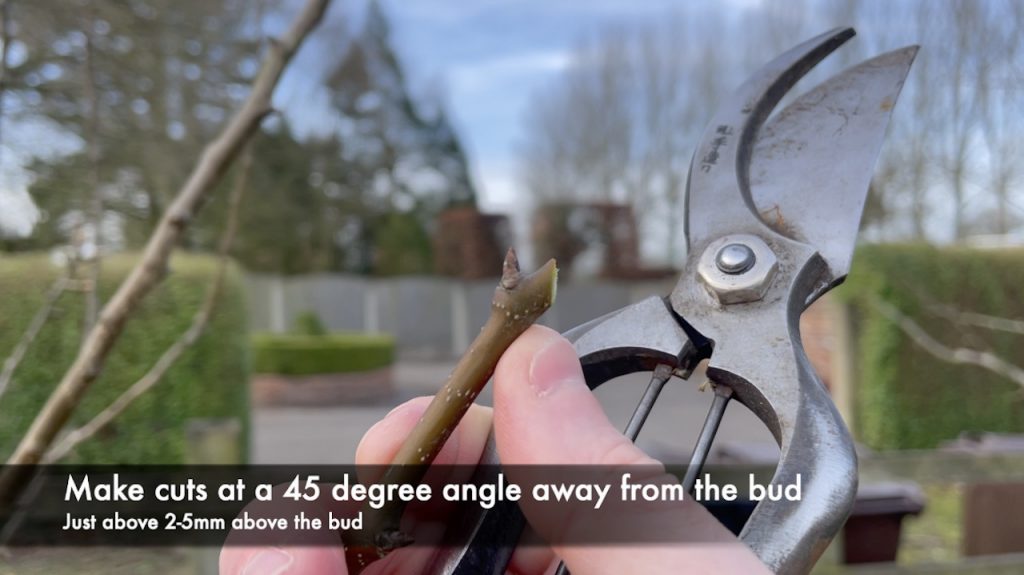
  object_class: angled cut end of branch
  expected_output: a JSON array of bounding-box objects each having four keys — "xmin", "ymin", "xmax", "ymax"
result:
[
  {"xmin": 497, "ymin": 249, "xmax": 557, "ymax": 314},
  {"xmin": 344, "ymin": 249, "xmax": 558, "ymax": 573}
]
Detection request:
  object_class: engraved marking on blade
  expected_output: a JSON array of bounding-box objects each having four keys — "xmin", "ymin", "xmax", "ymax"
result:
[{"xmin": 700, "ymin": 125, "xmax": 734, "ymax": 173}]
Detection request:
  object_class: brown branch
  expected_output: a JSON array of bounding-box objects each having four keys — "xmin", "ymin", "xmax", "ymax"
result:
[
  {"xmin": 871, "ymin": 297, "xmax": 1024, "ymax": 389},
  {"xmin": 345, "ymin": 250, "xmax": 558, "ymax": 573},
  {"xmin": 0, "ymin": 277, "xmax": 70, "ymax": 402},
  {"xmin": 0, "ymin": 0, "xmax": 329, "ymax": 507},
  {"xmin": 42, "ymin": 145, "xmax": 253, "ymax": 465}
]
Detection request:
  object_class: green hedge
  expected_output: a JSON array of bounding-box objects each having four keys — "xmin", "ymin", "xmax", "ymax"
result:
[
  {"xmin": 251, "ymin": 333, "xmax": 394, "ymax": 375},
  {"xmin": 837, "ymin": 243, "xmax": 1024, "ymax": 450},
  {"xmin": 0, "ymin": 252, "xmax": 249, "ymax": 463}
]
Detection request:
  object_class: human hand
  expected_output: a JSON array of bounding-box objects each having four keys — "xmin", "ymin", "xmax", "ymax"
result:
[{"xmin": 220, "ymin": 325, "xmax": 770, "ymax": 574}]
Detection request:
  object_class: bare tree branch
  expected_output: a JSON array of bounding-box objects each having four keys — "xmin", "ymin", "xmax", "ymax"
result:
[
  {"xmin": 42, "ymin": 144, "xmax": 254, "ymax": 465},
  {"xmin": 0, "ymin": 277, "xmax": 69, "ymax": 401},
  {"xmin": 898, "ymin": 281, "xmax": 1024, "ymax": 336},
  {"xmin": 925, "ymin": 300, "xmax": 1024, "ymax": 336},
  {"xmin": 0, "ymin": 0, "xmax": 329, "ymax": 506},
  {"xmin": 871, "ymin": 297, "xmax": 1024, "ymax": 389},
  {"xmin": 520, "ymin": 15, "xmax": 722, "ymax": 265}
]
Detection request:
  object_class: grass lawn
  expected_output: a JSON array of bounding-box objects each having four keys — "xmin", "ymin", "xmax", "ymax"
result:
[
  {"xmin": 899, "ymin": 483, "xmax": 961, "ymax": 564},
  {"xmin": 814, "ymin": 483, "xmax": 976, "ymax": 574}
]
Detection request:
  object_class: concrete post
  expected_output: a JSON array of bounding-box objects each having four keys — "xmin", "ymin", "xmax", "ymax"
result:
[
  {"xmin": 451, "ymin": 281, "xmax": 469, "ymax": 356},
  {"xmin": 270, "ymin": 276, "xmax": 286, "ymax": 333},
  {"xmin": 830, "ymin": 297, "xmax": 858, "ymax": 432},
  {"xmin": 365, "ymin": 281, "xmax": 380, "ymax": 333}
]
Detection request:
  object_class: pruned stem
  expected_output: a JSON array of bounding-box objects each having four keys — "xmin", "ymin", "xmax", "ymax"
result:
[{"xmin": 345, "ymin": 249, "xmax": 557, "ymax": 573}]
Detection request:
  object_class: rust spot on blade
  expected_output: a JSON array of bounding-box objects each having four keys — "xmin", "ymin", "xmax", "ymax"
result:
[
  {"xmin": 879, "ymin": 96, "xmax": 894, "ymax": 111},
  {"xmin": 761, "ymin": 204, "xmax": 796, "ymax": 237}
]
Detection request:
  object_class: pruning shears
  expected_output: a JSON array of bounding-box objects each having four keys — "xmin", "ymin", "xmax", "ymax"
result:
[{"xmin": 431, "ymin": 28, "xmax": 917, "ymax": 575}]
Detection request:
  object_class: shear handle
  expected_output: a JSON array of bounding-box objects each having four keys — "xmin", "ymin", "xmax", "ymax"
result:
[
  {"xmin": 677, "ymin": 243, "xmax": 858, "ymax": 575},
  {"xmin": 706, "ymin": 340, "xmax": 857, "ymax": 575}
]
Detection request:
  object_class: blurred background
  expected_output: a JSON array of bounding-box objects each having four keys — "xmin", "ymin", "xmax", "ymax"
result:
[{"xmin": 0, "ymin": 0, "xmax": 1022, "ymax": 573}]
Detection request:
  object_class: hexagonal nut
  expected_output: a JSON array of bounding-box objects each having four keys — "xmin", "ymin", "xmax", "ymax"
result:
[{"xmin": 697, "ymin": 234, "xmax": 778, "ymax": 305}]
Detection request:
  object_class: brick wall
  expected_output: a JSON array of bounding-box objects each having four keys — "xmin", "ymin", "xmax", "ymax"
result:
[{"xmin": 800, "ymin": 296, "xmax": 837, "ymax": 392}]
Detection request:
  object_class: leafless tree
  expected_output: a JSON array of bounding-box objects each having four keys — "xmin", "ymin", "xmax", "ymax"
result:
[
  {"xmin": 522, "ymin": 0, "xmax": 1024, "ymax": 257},
  {"xmin": 42, "ymin": 143, "xmax": 253, "ymax": 465},
  {"xmin": 0, "ymin": 143, "xmax": 254, "ymax": 545},
  {"xmin": 855, "ymin": 0, "xmax": 1023, "ymax": 241},
  {"xmin": 520, "ymin": 13, "xmax": 729, "ymax": 266},
  {"xmin": 0, "ymin": 0, "xmax": 330, "ymax": 508}
]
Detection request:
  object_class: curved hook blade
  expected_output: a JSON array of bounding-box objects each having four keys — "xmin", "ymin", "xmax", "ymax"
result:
[
  {"xmin": 685, "ymin": 27, "xmax": 854, "ymax": 252},
  {"xmin": 751, "ymin": 46, "xmax": 918, "ymax": 283}
]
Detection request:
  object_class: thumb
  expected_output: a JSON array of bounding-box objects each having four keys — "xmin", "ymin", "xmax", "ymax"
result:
[
  {"xmin": 493, "ymin": 325, "xmax": 655, "ymax": 467},
  {"xmin": 493, "ymin": 326, "xmax": 769, "ymax": 575}
]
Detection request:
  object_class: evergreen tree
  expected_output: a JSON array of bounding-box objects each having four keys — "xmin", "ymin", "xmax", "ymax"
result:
[
  {"xmin": 8, "ymin": 0, "xmax": 261, "ymax": 250},
  {"xmin": 325, "ymin": 0, "xmax": 477, "ymax": 274},
  {"xmin": 9, "ymin": 0, "xmax": 480, "ymax": 277}
]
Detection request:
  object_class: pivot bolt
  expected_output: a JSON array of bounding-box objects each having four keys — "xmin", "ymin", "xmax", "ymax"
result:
[
  {"xmin": 716, "ymin": 243, "xmax": 755, "ymax": 274},
  {"xmin": 697, "ymin": 234, "xmax": 778, "ymax": 305}
]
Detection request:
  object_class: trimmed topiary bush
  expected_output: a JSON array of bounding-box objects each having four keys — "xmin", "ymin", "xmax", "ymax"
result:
[
  {"xmin": 251, "ymin": 333, "xmax": 394, "ymax": 375},
  {"xmin": 836, "ymin": 243, "xmax": 1024, "ymax": 450},
  {"xmin": 0, "ymin": 252, "xmax": 249, "ymax": 464},
  {"xmin": 292, "ymin": 311, "xmax": 328, "ymax": 336}
]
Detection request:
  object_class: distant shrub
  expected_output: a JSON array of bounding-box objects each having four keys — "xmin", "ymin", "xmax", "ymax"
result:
[
  {"xmin": 292, "ymin": 311, "xmax": 328, "ymax": 336},
  {"xmin": 251, "ymin": 333, "xmax": 394, "ymax": 375},
  {"xmin": 0, "ymin": 252, "xmax": 249, "ymax": 463}
]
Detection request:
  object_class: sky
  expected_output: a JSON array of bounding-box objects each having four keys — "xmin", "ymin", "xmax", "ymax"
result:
[
  {"xmin": 275, "ymin": 0, "xmax": 765, "ymax": 214},
  {"xmin": 259, "ymin": 0, "xmax": 774, "ymax": 265},
  {"xmin": 5, "ymin": 0, "xmax": 737, "ymax": 236},
  {"xmin": 6, "ymin": 0, "xmax": 1013, "ymax": 248},
  {"xmin": 374, "ymin": 0, "xmax": 698, "ymax": 213},
  {"xmin": 238, "ymin": 0, "xmax": 1024, "ymax": 250}
]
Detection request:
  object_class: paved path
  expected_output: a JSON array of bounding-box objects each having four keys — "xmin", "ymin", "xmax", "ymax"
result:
[{"xmin": 251, "ymin": 361, "xmax": 776, "ymax": 464}]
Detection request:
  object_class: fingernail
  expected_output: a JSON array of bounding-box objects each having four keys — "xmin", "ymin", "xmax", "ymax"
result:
[
  {"xmin": 242, "ymin": 548, "xmax": 293, "ymax": 575},
  {"xmin": 377, "ymin": 399, "xmax": 428, "ymax": 430},
  {"xmin": 528, "ymin": 337, "xmax": 581, "ymax": 397},
  {"xmin": 384, "ymin": 399, "xmax": 417, "ymax": 420}
]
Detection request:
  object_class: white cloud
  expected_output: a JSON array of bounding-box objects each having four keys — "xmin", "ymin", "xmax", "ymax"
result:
[
  {"xmin": 449, "ymin": 51, "xmax": 571, "ymax": 94},
  {"xmin": 0, "ymin": 188, "xmax": 40, "ymax": 238},
  {"xmin": 473, "ymin": 156, "xmax": 530, "ymax": 212},
  {"xmin": 719, "ymin": 0, "xmax": 765, "ymax": 9},
  {"xmin": 475, "ymin": 162, "xmax": 543, "ymax": 266},
  {"xmin": 394, "ymin": 0, "xmax": 527, "ymax": 26}
]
